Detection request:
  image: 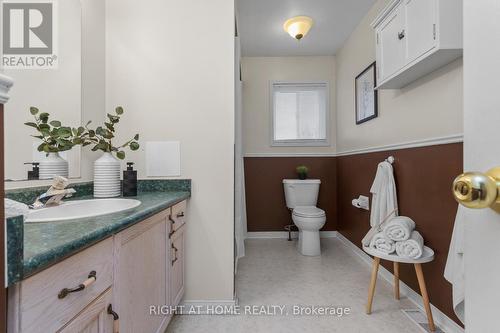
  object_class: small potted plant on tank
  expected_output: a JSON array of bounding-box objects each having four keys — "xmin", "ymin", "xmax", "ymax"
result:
[{"xmin": 296, "ymin": 165, "xmax": 309, "ymax": 180}]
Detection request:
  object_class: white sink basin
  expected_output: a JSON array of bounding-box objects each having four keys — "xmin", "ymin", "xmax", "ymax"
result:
[{"xmin": 25, "ymin": 199, "xmax": 142, "ymax": 223}]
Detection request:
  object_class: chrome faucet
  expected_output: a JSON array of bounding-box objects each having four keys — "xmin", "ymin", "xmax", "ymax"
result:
[{"xmin": 30, "ymin": 176, "xmax": 76, "ymax": 209}]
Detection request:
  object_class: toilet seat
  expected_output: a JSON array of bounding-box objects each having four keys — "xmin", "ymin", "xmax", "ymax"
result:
[{"xmin": 293, "ymin": 206, "xmax": 325, "ymax": 218}]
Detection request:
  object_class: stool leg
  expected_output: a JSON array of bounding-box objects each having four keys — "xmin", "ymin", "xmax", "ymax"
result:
[
  {"xmin": 414, "ymin": 263, "xmax": 436, "ymax": 331},
  {"xmin": 394, "ymin": 262, "xmax": 400, "ymax": 300},
  {"xmin": 366, "ymin": 257, "xmax": 380, "ymax": 314}
]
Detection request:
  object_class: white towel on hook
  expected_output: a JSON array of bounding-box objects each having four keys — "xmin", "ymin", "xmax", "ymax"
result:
[
  {"xmin": 444, "ymin": 205, "xmax": 466, "ymax": 324},
  {"xmin": 362, "ymin": 161, "xmax": 398, "ymax": 247}
]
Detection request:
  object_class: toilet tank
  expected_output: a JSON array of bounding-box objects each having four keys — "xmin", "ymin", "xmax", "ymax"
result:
[{"xmin": 283, "ymin": 179, "xmax": 321, "ymax": 209}]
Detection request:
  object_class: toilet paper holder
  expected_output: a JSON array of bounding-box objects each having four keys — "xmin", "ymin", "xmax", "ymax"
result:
[{"xmin": 352, "ymin": 195, "xmax": 370, "ymax": 210}]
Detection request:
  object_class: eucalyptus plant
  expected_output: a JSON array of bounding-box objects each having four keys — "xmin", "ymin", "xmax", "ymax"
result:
[
  {"xmin": 86, "ymin": 106, "xmax": 140, "ymax": 160},
  {"xmin": 24, "ymin": 107, "xmax": 81, "ymax": 153}
]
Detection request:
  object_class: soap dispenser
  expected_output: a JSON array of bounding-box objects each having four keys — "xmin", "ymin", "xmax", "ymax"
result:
[
  {"xmin": 24, "ymin": 162, "xmax": 40, "ymax": 180},
  {"xmin": 123, "ymin": 162, "xmax": 137, "ymax": 197}
]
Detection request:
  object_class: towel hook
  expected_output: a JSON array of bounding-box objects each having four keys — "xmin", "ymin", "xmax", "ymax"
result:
[{"xmin": 386, "ymin": 156, "xmax": 395, "ymax": 164}]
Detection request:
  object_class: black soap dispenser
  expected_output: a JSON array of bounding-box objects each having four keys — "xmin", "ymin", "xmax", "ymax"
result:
[
  {"xmin": 24, "ymin": 162, "xmax": 40, "ymax": 180},
  {"xmin": 123, "ymin": 162, "xmax": 138, "ymax": 197}
]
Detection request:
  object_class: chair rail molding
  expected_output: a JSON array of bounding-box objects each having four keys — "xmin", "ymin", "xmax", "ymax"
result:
[
  {"xmin": 244, "ymin": 134, "xmax": 463, "ymax": 158},
  {"xmin": 0, "ymin": 74, "xmax": 14, "ymax": 104}
]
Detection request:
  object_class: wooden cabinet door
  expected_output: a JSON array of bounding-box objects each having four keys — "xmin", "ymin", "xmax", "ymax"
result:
[
  {"xmin": 170, "ymin": 224, "xmax": 185, "ymax": 306},
  {"xmin": 377, "ymin": 4, "xmax": 407, "ymax": 81},
  {"xmin": 405, "ymin": 0, "xmax": 437, "ymax": 63},
  {"xmin": 114, "ymin": 212, "xmax": 168, "ymax": 333},
  {"xmin": 58, "ymin": 289, "xmax": 113, "ymax": 333}
]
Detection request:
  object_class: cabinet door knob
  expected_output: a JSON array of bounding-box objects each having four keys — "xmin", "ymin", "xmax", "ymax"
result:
[
  {"xmin": 398, "ymin": 29, "xmax": 405, "ymax": 40},
  {"xmin": 58, "ymin": 271, "xmax": 97, "ymax": 299}
]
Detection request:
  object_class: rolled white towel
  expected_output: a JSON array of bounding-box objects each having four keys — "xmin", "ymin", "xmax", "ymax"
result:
[
  {"xmin": 395, "ymin": 231, "xmax": 424, "ymax": 259},
  {"xmin": 369, "ymin": 232, "xmax": 396, "ymax": 254},
  {"xmin": 383, "ymin": 216, "xmax": 416, "ymax": 242}
]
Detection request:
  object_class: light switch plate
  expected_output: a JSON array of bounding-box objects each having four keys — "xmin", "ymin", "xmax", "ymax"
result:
[{"xmin": 145, "ymin": 141, "xmax": 181, "ymax": 177}]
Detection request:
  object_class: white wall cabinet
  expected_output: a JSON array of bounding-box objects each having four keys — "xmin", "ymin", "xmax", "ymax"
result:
[
  {"xmin": 8, "ymin": 200, "xmax": 188, "ymax": 333},
  {"xmin": 372, "ymin": 0, "xmax": 462, "ymax": 89},
  {"xmin": 377, "ymin": 4, "xmax": 406, "ymax": 80}
]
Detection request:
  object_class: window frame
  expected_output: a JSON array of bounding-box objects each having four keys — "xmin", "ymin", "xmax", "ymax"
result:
[{"xmin": 269, "ymin": 81, "xmax": 331, "ymax": 147}]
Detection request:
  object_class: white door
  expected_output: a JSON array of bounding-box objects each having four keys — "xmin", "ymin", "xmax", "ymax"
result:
[
  {"xmin": 454, "ymin": 0, "xmax": 500, "ymax": 331},
  {"xmin": 377, "ymin": 4, "xmax": 407, "ymax": 80},
  {"xmin": 404, "ymin": 0, "xmax": 436, "ymax": 63}
]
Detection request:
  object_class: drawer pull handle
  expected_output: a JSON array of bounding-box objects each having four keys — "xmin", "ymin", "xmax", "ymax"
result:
[
  {"xmin": 176, "ymin": 212, "xmax": 185, "ymax": 218},
  {"xmin": 169, "ymin": 216, "xmax": 176, "ymax": 224},
  {"xmin": 171, "ymin": 244, "xmax": 178, "ymax": 266},
  {"xmin": 107, "ymin": 304, "xmax": 120, "ymax": 333},
  {"xmin": 58, "ymin": 271, "xmax": 97, "ymax": 299}
]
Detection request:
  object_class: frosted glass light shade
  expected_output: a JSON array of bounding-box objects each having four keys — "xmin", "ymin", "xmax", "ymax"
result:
[{"xmin": 283, "ymin": 16, "xmax": 313, "ymax": 40}]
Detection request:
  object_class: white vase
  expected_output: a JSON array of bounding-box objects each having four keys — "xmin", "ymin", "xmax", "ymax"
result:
[
  {"xmin": 94, "ymin": 152, "xmax": 121, "ymax": 198},
  {"xmin": 39, "ymin": 152, "xmax": 69, "ymax": 179}
]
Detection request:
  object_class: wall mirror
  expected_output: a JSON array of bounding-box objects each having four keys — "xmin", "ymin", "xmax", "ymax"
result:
[{"xmin": 3, "ymin": 0, "xmax": 82, "ymax": 182}]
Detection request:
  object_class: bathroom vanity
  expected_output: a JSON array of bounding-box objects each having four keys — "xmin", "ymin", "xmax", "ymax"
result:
[{"xmin": 5, "ymin": 181, "xmax": 190, "ymax": 333}]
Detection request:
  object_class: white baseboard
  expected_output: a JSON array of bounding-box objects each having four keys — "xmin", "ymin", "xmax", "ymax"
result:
[
  {"xmin": 178, "ymin": 299, "xmax": 238, "ymax": 315},
  {"xmin": 336, "ymin": 233, "xmax": 464, "ymax": 333},
  {"xmin": 246, "ymin": 231, "xmax": 338, "ymax": 239}
]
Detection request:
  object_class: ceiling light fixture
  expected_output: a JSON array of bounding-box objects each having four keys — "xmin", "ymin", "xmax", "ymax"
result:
[{"xmin": 283, "ymin": 16, "xmax": 313, "ymax": 41}]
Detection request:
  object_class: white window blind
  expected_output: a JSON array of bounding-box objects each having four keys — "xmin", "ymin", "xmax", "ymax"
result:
[{"xmin": 271, "ymin": 82, "xmax": 329, "ymax": 146}]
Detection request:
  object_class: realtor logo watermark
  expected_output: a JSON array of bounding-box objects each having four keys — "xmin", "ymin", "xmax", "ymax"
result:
[{"xmin": 2, "ymin": 0, "xmax": 58, "ymax": 69}]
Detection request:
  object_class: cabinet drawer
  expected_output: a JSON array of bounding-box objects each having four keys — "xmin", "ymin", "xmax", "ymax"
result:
[
  {"xmin": 170, "ymin": 200, "xmax": 187, "ymax": 232},
  {"xmin": 17, "ymin": 238, "xmax": 113, "ymax": 333}
]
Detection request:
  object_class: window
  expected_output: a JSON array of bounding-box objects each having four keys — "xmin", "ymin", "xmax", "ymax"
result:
[{"xmin": 271, "ymin": 82, "xmax": 329, "ymax": 146}]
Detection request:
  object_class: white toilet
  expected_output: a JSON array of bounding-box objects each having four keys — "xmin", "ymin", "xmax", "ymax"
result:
[{"xmin": 283, "ymin": 179, "xmax": 326, "ymax": 256}]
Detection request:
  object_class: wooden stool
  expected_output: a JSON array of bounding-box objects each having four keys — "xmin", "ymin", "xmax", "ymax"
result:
[{"xmin": 363, "ymin": 246, "xmax": 436, "ymax": 332}]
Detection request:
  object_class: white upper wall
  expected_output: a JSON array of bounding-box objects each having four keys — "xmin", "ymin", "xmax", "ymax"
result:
[
  {"xmin": 335, "ymin": 0, "xmax": 463, "ymax": 152},
  {"xmin": 242, "ymin": 56, "xmax": 336, "ymax": 155},
  {"xmin": 106, "ymin": 0, "xmax": 235, "ymax": 301}
]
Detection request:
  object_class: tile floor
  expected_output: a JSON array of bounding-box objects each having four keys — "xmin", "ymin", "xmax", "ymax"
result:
[{"xmin": 167, "ymin": 238, "xmax": 422, "ymax": 333}]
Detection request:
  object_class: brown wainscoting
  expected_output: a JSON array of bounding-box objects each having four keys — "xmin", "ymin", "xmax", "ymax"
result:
[
  {"xmin": 244, "ymin": 156, "xmax": 337, "ymax": 232},
  {"xmin": 337, "ymin": 142, "xmax": 463, "ymax": 326}
]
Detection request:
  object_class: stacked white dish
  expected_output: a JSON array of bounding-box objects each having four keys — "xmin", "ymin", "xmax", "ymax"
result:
[{"xmin": 94, "ymin": 152, "xmax": 121, "ymax": 198}]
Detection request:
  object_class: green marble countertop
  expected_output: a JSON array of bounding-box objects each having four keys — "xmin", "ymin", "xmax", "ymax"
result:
[{"xmin": 6, "ymin": 180, "xmax": 190, "ymax": 286}]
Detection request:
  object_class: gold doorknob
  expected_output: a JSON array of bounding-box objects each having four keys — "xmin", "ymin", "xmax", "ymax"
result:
[{"xmin": 452, "ymin": 167, "xmax": 500, "ymax": 209}]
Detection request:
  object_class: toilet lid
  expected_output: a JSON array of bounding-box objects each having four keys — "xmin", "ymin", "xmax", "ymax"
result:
[{"xmin": 293, "ymin": 206, "xmax": 325, "ymax": 218}]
